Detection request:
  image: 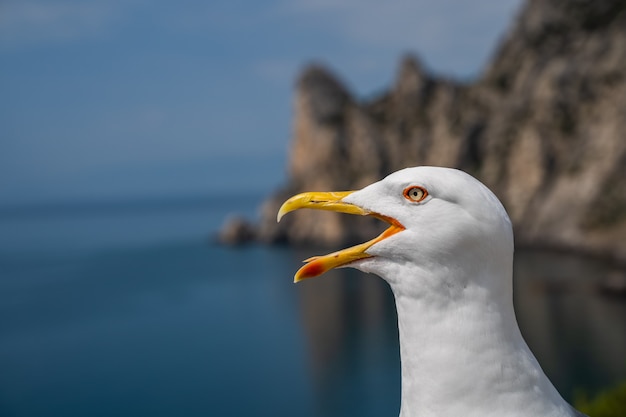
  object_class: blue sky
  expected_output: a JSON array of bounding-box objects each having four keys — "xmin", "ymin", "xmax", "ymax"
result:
[{"xmin": 0, "ymin": 0, "xmax": 522, "ymax": 205}]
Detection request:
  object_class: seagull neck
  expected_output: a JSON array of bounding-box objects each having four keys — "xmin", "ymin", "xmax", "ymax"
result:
[{"xmin": 390, "ymin": 278, "xmax": 571, "ymax": 417}]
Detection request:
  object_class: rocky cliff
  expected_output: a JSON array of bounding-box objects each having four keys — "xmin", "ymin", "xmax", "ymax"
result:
[{"xmin": 221, "ymin": 0, "xmax": 626, "ymax": 264}]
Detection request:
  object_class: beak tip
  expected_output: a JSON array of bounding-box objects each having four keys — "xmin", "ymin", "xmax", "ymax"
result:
[
  {"xmin": 276, "ymin": 202, "xmax": 291, "ymax": 223},
  {"xmin": 294, "ymin": 268, "xmax": 306, "ymax": 283}
]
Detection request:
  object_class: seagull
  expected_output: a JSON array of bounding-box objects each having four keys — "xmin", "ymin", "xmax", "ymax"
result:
[{"xmin": 277, "ymin": 166, "xmax": 587, "ymax": 417}]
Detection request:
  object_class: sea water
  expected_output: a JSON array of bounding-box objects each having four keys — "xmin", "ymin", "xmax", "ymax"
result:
[{"xmin": 0, "ymin": 194, "xmax": 624, "ymax": 417}]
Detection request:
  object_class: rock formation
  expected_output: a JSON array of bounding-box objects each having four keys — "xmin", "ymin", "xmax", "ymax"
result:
[{"xmin": 219, "ymin": 0, "xmax": 626, "ymax": 264}]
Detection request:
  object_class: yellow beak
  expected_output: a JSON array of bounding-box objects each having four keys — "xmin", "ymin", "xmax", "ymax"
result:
[
  {"xmin": 277, "ymin": 191, "xmax": 366, "ymax": 221},
  {"xmin": 277, "ymin": 191, "xmax": 405, "ymax": 282}
]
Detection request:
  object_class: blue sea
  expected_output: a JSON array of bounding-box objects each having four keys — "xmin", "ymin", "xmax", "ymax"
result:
[{"xmin": 1, "ymin": 193, "xmax": 625, "ymax": 417}]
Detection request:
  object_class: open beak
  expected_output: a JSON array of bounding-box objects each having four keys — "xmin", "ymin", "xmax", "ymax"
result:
[{"xmin": 277, "ymin": 191, "xmax": 405, "ymax": 282}]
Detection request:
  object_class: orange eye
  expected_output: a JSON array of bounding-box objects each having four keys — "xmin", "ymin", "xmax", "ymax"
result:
[{"xmin": 403, "ymin": 186, "xmax": 428, "ymax": 202}]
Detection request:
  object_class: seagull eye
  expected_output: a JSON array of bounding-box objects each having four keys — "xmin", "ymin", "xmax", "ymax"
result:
[{"xmin": 403, "ymin": 186, "xmax": 428, "ymax": 202}]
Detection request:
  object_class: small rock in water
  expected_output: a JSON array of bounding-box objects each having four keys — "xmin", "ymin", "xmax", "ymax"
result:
[{"xmin": 217, "ymin": 217, "xmax": 255, "ymax": 245}]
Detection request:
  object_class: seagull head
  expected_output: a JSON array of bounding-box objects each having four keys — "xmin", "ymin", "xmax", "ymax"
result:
[
  {"xmin": 278, "ymin": 166, "xmax": 514, "ymax": 298},
  {"xmin": 277, "ymin": 167, "xmax": 582, "ymax": 416}
]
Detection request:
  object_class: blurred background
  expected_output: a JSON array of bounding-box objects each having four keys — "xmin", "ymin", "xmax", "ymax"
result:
[{"xmin": 1, "ymin": 0, "xmax": 625, "ymax": 416}]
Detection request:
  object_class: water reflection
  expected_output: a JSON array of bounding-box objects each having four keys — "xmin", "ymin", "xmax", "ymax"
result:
[
  {"xmin": 291, "ymin": 247, "xmax": 626, "ymax": 415},
  {"xmin": 514, "ymin": 250, "xmax": 626, "ymax": 398},
  {"xmin": 294, "ymin": 262, "xmax": 400, "ymax": 417}
]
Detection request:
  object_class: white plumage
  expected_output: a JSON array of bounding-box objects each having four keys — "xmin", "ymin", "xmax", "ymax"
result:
[{"xmin": 278, "ymin": 166, "xmax": 586, "ymax": 417}]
